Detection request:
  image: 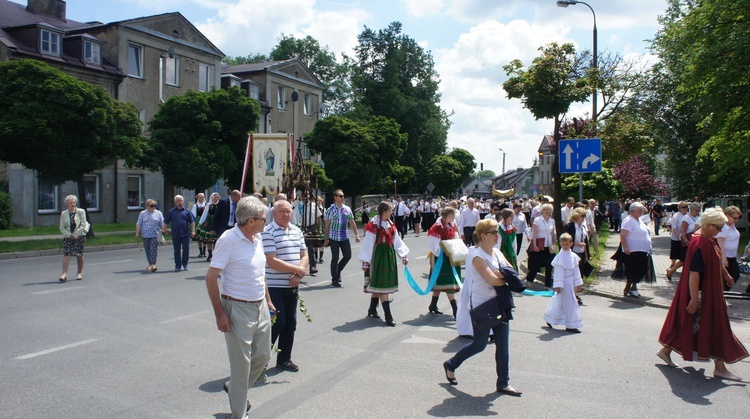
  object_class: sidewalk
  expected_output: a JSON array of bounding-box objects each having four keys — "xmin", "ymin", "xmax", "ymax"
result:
[
  {"xmin": 0, "ymin": 231, "xmax": 158, "ymax": 260},
  {"xmin": 587, "ymin": 226, "xmax": 750, "ymax": 322}
]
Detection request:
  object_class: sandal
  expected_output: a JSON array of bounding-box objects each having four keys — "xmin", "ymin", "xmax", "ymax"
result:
[
  {"xmin": 310, "ymin": 268, "xmax": 318, "ymax": 274},
  {"xmin": 665, "ymin": 269, "xmax": 673, "ymax": 282},
  {"xmin": 59, "ymin": 274, "xmax": 67, "ymax": 283},
  {"xmin": 76, "ymin": 274, "xmax": 83, "ymax": 281}
]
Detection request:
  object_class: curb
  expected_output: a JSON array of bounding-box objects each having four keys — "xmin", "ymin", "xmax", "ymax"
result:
[{"xmin": 0, "ymin": 241, "xmax": 172, "ymax": 260}]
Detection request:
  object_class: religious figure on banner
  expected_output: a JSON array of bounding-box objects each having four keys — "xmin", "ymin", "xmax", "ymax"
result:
[{"xmin": 265, "ymin": 147, "xmax": 275, "ymax": 175}]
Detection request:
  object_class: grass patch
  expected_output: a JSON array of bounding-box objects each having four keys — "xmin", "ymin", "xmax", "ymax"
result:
[
  {"xmin": 0, "ymin": 234, "xmax": 140, "ymax": 253},
  {"xmin": 0, "ymin": 222, "xmax": 134, "ymax": 238},
  {"xmin": 583, "ymin": 222, "xmax": 610, "ymax": 287}
]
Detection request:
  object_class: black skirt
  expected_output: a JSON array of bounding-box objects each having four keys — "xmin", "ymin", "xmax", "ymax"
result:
[
  {"xmin": 626, "ymin": 251, "xmax": 649, "ymax": 283},
  {"xmin": 669, "ymin": 239, "xmax": 682, "ymax": 260}
]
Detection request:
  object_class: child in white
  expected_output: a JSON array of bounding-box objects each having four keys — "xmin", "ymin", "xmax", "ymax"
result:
[{"xmin": 543, "ymin": 233, "xmax": 583, "ymax": 333}]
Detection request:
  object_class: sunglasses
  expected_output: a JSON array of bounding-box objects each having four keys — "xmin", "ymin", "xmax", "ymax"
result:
[
  {"xmin": 679, "ymin": 206, "xmax": 688, "ymax": 209},
  {"xmin": 149, "ymin": 205, "xmax": 156, "ymax": 208},
  {"xmin": 334, "ymin": 194, "xmax": 344, "ymax": 198},
  {"xmin": 487, "ymin": 230, "xmax": 500, "ymax": 235},
  {"xmin": 253, "ymin": 217, "xmax": 266, "ymax": 222},
  {"xmin": 713, "ymin": 224, "xmax": 724, "ymax": 231}
]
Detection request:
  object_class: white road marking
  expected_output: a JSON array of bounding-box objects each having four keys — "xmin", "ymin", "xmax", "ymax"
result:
[
  {"xmin": 33, "ymin": 287, "xmax": 84, "ymax": 295},
  {"xmin": 309, "ymin": 280, "xmax": 332, "ymax": 287},
  {"xmin": 159, "ymin": 310, "xmax": 210, "ymax": 324},
  {"xmin": 16, "ymin": 338, "xmax": 99, "ymax": 360},
  {"xmin": 87, "ymin": 259, "xmax": 134, "ymax": 266}
]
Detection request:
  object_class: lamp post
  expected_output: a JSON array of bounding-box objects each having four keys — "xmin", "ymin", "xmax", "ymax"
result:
[
  {"xmin": 556, "ymin": 0, "xmax": 597, "ymax": 122},
  {"xmin": 394, "ymin": 179, "xmax": 397, "ymax": 196},
  {"xmin": 498, "ymin": 147, "xmax": 506, "ymax": 175},
  {"xmin": 557, "ymin": 0, "xmax": 597, "ymax": 202}
]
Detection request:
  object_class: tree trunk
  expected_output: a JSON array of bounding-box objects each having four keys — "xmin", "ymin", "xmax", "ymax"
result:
[
  {"xmin": 552, "ymin": 116, "xmax": 563, "ymax": 240},
  {"xmin": 77, "ymin": 174, "xmax": 95, "ymax": 239}
]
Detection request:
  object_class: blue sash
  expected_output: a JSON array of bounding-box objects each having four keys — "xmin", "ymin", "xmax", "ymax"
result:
[{"xmin": 405, "ymin": 251, "xmax": 462, "ymax": 295}]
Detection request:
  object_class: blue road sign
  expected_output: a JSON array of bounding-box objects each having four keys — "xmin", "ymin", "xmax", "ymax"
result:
[{"xmin": 558, "ymin": 138, "xmax": 602, "ymax": 173}]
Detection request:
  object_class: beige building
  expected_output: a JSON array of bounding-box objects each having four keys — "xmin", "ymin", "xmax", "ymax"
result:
[{"xmin": 0, "ymin": 0, "xmax": 224, "ymax": 226}]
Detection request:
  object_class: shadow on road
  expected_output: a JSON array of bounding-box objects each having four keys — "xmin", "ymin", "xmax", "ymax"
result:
[
  {"xmin": 427, "ymin": 384, "xmax": 501, "ymax": 417},
  {"xmin": 608, "ymin": 300, "xmax": 645, "ymax": 310},
  {"xmin": 655, "ymin": 364, "xmax": 745, "ymax": 405},
  {"xmin": 21, "ymin": 280, "xmax": 63, "ymax": 287},
  {"xmin": 332, "ymin": 317, "xmax": 385, "ymax": 333}
]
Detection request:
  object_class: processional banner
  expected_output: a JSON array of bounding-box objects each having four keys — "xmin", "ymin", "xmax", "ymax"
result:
[{"xmin": 251, "ymin": 134, "xmax": 289, "ymax": 197}]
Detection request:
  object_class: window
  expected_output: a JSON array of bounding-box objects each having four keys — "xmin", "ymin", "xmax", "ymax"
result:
[
  {"xmin": 84, "ymin": 41, "xmax": 101, "ymax": 64},
  {"xmin": 128, "ymin": 44, "xmax": 143, "ymax": 77},
  {"xmin": 303, "ymin": 93, "xmax": 311, "ymax": 116},
  {"xmin": 277, "ymin": 86, "xmax": 285, "ymax": 110},
  {"xmin": 83, "ymin": 175, "xmax": 100, "ymax": 211},
  {"xmin": 199, "ymin": 63, "xmax": 214, "ymax": 92},
  {"xmin": 249, "ymin": 85, "xmax": 260, "ymax": 101},
  {"xmin": 40, "ymin": 29, "xmax": 60, "ymax": 56},
  {"xmin": 166, "ymin": 56, "xmax": 179, "ymax": 86},
  {"xmin": 127, "ymin": 175, "xmax": 143, "ymax": 209},
  {"xmin": 38, "ymin": 180, "xmax": 59, "ymax": 213}
]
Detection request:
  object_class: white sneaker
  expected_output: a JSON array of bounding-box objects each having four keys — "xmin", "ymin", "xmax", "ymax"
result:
[{"xmin": 630, "ymin": 290, "xmax": 641, "ymax": 297}]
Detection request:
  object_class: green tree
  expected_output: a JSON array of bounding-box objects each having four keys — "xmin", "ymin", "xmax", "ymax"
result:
[
  {"xmin": 270, "ymin": 34, "xmax": 352, "ymax": 115},
  {"xmin": 305, "ymin": 116, "xmax": 379, "ymax": 205},
  {"xmin": 447, "ymin": 148, "xmax": 477, "ymax": 181},
  {"xmin": 0, "ymin": 59, "xmax": 146, "ymax": 234},
  {"xmin": 423, "ymin": 155, "xmax": 463, "ymax": 197},
  {"xmin": 475, "ymin": 169, "xmax": 496, "ymax": 179},
  {"xmin": 222, "ymin": 53, "xmax": 270, "ymax": 65},
  {"xmin": 503, "ymin": 43, "xmax": 592, "ymax": 234},
  {"xmin": 647, "ymin": 0, "xmax": 750, "ymax": 196},
  {"xmin": 143, "ymin": 87, "xmax": 260, "ymax": 192},
  {"xmin": 351, "ymin": 22, "xmax": 452, "ymax": 188},
  {"xmin": 561, "ymin": 167, "xmax": 623, "ymax": 204}
]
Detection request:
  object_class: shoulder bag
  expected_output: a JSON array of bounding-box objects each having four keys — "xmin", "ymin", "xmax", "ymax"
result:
[
  {"xmin": 469, "ymin": 250, "xmax": 505, "ymax": 332},
  {"xmin": 152, "ymin": 214, "xmax": 166, "ymax": 245}
]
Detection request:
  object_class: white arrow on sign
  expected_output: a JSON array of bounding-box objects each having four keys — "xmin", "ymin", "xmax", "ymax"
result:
[
  {"xmin": 562, "ymin": 144, "xmax": 574, "ymax": 169},
  {"xmin": 582, "ymin": 153, "xmax": 600, "ymax": 169}
]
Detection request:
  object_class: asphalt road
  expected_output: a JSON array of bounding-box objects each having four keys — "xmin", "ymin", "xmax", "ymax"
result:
[{"xmin": 1, "ymin": 231, "xmax": 749, "ymax": 418}]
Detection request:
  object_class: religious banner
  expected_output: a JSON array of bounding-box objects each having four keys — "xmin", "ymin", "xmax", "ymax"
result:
[{"xmin": 252, "ymin": 133, "xmax": 289, "ymax": 197}]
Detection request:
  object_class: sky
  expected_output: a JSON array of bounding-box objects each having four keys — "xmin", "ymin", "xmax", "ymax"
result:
[{"xmin": 11, "ymin": 0, "xmax": 668, "ymax": 176}]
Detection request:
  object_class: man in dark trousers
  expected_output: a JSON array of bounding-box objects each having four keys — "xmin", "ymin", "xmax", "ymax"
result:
[
  {"xmin": 164, "ymin": 195, "xmax": 195, "ymax": 271},
  {"xmin": 211, "ymin": 190, "xmax": 242, "ymax": 255}
]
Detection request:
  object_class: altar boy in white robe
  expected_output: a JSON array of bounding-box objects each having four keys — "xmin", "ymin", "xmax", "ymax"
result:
[{"xmin": 543, "ymin": 233, "xmax": 583, "ymax": 333}]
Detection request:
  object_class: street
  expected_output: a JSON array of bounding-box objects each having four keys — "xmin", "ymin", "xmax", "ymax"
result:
[{"xmin": 1, "ymin": 232, "xmax": 749, "ymax": 418}]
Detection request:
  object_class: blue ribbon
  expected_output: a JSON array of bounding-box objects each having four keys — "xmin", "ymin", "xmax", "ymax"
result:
[
  {"xmin": 405, "ymin": 251, "xmax": 462, "ymax": 295},
  {"xmin": 522, "ymin": 289, "xmax": 555, "ymax": 297}
]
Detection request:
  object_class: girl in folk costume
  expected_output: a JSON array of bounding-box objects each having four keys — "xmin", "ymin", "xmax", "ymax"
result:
[
  {"xmin": 427, "ymin": 207, "xmax": 462, "ymax": 317},
  {"xmin": 543, "ymin": 233, "xmax": 583, "ymax": 333},
  {"xmin": 196, "ymin": 193, "xmax": 220, "ymax": 262},
  {"xmin": 359, "ymin": 201, "xmax": 409, "ymax": 327},
  {"xmin": 191, "ymin": 193, "xmax": 208, "ymax": 258},
  {"xmin": 497, "ymin": 208, "xmax": 518, "ymax": 271}
]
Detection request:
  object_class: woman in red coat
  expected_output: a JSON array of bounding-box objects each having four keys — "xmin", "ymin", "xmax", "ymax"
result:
[{"xmin": 657, "ymin": 208, "xmax": 748, "ymax": 381}]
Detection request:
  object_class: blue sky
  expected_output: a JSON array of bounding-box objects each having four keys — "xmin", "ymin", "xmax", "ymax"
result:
[{"xmin": 11, "ymin": 0, "xmax": 667, "ymax": 175}]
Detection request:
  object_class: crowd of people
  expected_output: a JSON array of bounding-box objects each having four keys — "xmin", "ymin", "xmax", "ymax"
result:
[{"xmin": 54, "ymin": 190, "xmax": 750, "ymax": 418}]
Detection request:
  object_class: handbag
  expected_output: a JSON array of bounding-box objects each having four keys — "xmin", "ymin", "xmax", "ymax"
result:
[
  {"xmin": 440, "ymin": 239, "xmax": 469, "ymax": 266},
  {"xmin": 156, "ymin": 230, "xmax": 166, "ymax": 245},
  {"xmin": 469, "ymin": 250, "xmax": 505, "ymax": 332}
]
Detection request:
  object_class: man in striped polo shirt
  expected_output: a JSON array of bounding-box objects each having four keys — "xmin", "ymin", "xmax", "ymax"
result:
[{"xmin": 262, "ymin": 200, "xmax": 309, "ymax": 372}]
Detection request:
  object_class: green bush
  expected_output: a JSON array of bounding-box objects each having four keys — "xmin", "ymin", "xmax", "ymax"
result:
[{"xmin": 0, "ymin": 181, "xmax": 11, "ymax": 230}]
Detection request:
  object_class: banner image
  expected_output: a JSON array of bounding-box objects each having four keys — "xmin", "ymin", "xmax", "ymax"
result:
[{"xmin": 252, "ymin": 134, "xmax": 289, "ymax": 196}]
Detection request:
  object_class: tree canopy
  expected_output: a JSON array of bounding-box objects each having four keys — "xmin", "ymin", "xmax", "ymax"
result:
[
  {"xmin": 350, "ymin": 22, "xmax": 452, "ymax": 190},
  {"xmin": 142, "ymin": 87, "xmax": 259, "ymax": 192}
]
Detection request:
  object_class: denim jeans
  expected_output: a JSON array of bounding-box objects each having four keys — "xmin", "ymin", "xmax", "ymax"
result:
[
  {"xmin": 447, "ymin": 321, "xmax": 510, "ymax": 390},
  {"xmin": 329, "ymin": 239, "xmax": 351, "ymax": 282},
  {"xmin": 172, "ymin": 236, "xmax": 190, "ymax": 269}
]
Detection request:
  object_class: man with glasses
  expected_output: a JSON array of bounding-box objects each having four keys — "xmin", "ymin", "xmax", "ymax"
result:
[
  {"xmin": 164, "ymin": 195, "xmax": 196, "ymax": 272},
  {"xmin": 206, "ymin": 196, "xmax": 274, "ymax": 418},
  {"xmin": 324, "ymin": 190, "xmax": 361, "ymax": 287}
]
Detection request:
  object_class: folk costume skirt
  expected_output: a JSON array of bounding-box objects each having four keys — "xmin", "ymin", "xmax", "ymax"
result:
[
  {"xmin": 365, "ymin": 243, "xmax": 399, "ymax": 294},
  {"xmin": 433, "ymin": 251, "xmax": 461, "ymax": 293},
  {"xmin": 196, "ymin": 214, "xmax": 219, "ymax": 243}
]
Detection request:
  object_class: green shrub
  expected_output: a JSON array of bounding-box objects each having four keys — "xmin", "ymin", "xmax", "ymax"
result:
[{"xmin": 0, "ymin": 181, "xmax": 11, "ymax": 230}]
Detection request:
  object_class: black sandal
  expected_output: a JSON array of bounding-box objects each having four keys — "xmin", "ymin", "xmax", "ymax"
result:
[{"xmin": 443, "ymin": 361, "xmax": 457, "ymax": 385}]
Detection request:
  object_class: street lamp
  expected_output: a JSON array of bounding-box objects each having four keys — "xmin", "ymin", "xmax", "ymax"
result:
[
  {"xmin": 498, "ymin": 148, "xmax": 506, "ymax": 175},
  {"xmin": 393, "ymin": 179, "xmax": 397, "ymax": 196},
  {"xmin": 556, "ymin": 0, "xmax": 597, "ymax": 122}
]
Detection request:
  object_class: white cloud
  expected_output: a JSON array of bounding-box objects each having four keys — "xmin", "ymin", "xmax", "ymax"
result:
[
  {"xmin": 435, "ymin": 19, "xmax": 572, "ymax": 174},
  {"xmin": 402, "ymin": 0, "xmax": 445, "ymax": 18}
]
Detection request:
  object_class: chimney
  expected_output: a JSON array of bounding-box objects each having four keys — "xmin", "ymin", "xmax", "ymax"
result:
[{"xmin": 27, "ymin": 0, "xmax": 66, "ymax": 21}]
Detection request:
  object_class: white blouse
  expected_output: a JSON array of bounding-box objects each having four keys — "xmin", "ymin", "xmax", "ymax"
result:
[
  {"xmin": 716, "ymin": 223, "xmax": 741, "ymax": 258},
  {"xmin": 358, "ymin": 217, "xmax": 409, "ymax": 263},
  {"xmin": 533, "ymin": 216, "xmax": 555, "ymax": 247},
  {"xmin": 621, "ymin": 216, "xmax": 652, "ymax": 253},
  {"xmin": 465, "ymin": 246, "xmax": 509, "ymax": 307},
  {"xmin": 670, "ymin": 212, "xmax": 684, "ymax": 241},
  {"xmin": 681, "ymin": 214, "xmax": 700, "ymax": 237}
]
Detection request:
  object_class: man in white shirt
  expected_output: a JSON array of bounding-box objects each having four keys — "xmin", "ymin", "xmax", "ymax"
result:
[
  {"xmin": 394, "ymin": 196, "xmax": 408, "ymax": 238},
  {"xmin": 459, "ymin": 198, "xmax": 480, "ymax": 246},
  {"xmin": 586, "ymin": 199, "xmax": 599, "ymax": 253},
  {"xmin": 561, "ymin": 197, "xmax": 575, "ymax": 224},
  {"xmin": 206, "ymin": 196, "xmax": 274, "ymax": 419}
]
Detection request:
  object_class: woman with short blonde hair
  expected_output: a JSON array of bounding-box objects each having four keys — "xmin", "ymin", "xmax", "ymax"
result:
[
  {"xmin": 136, "ymin": 198, "xmax": 166, "ymax": 271},
  {"xmin": 716, "ymin": 206, "xmax": 743, "ymax": 292}
]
